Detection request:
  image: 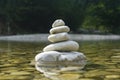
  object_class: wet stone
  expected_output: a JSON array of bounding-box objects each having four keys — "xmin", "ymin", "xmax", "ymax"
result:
[
  {"xmin": 2, "ymin": 69, "xmax": 19, "ymax": 73},
  {"xmin": 0, "ymin": 75, "xmax": 32, "ymax": 80},
  {"xmin": 33, "ymin": 74, "xmax": 45, "ymax": 79},
  {"xmin": 111, "ymin": 56, "xmax": 120, "ymax": 59},
  {"xmin": 104, "ymin": 62, "xmax": 116, "ymax": 65},
  {"xmin": 0, "ymin": 73, "xmax": 5, "ymax": 75},
  {"xmin": 59, "ymin": 74, "xmax": 82, "ymax": 80},
  {"xmin": 0, "ymin": 64, "xmax": 16, "ymax": 68},
  {"xmin": 104, "ymin": 78, "xmax": 120, "ymax": 80},
  {"xmin": 84, "ymin": 70, "xmax": 110, "ymax": 78},
  {"xmin": 104, "ymin": 63, "xmax": 117, "ymax": 68},
  {"xmin": 115, "ymin": 53, "xmax": 120, "ymax": 55},
  {"xmin": 1, "ymin": 67, "xmax": 22, "ymax": 72},
  {"xmin": 33, "ymin": 79, "xmax": 40, "ymax": 80},
  {"xmin": 105, "ymin": 75, "xmax": 120, "ymax": 79},
  {"xmin": 0, "ymin": 75, "xmax": 16, "ymax": 80},
  {"xmin": 15, "ymin": 76, "xmax": 34, "ymax": 79},
  {"xmin": 117, "ymin": 64, "xmax": 120, "ymax": 68},
  {"xmin": 22, "ymin": 67, "xmax": 35, "ymax": 72},
  {"xmin": 111, "ymin": 59, "xmax": 120, "ymax": 63},
  {"xmin": 11, "ymin": 52, "xmax": 26, "ymax": 55},
  {"xmin": 10, "ymin": 71, "xmax": 31, "ymax": 76},
  {"xmin": 78, "ymin": 78, "xmax": 95, "ymax": 80},
  {"xmin": 112, "ymin": 49, "xmax": 120, "ymax": 52},
  {"xmin": 105, "ymin": 69, "xmax": 120, "ymax": 73},
  {"xmin": 14, "ymin": 60, "xmax": 29, "ymax": 64},
  {"xmin": 39, "ymin": 78, "xmax": 51, "ymax": 80}
]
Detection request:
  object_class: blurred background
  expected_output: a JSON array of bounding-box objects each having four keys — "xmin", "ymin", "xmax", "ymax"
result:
[
  {"xmin": 0, "ymin": 0, "xmax": 120, "ymax": 35},
  {"xmin": 0, "ymin": 1, "xmax": 120, "ymax": 80}
]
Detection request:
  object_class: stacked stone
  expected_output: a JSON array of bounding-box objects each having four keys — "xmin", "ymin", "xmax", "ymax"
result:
[
  {"xmin": 43, "ymin": 19, "xmax": 79, "ymax": 52},
  {"xmin": 35, "ymin": 19, "xmax": 86, "ymax": 74}
]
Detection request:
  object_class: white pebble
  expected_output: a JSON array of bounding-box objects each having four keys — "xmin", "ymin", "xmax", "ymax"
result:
[
  {"xmin": 52, "ymin": 19, "xmax": 65, "ymax": 27},
  {"xmin": 50, "ymin": 26, "xmax": 70, "ymax": 34},
  {"xmin": 43, "ymin": 41, "xmax": 79, "ymax": 52},
  {"xmin": 48, "ymin": 32, "xmax": 69, "ymax": 42}
]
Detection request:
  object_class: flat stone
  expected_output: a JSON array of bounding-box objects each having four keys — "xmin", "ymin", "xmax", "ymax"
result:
[
  {"xmin": 39, "ymin": 78, "xmax": 51, "ymax": 80},
  {"xmin": 111, "ymin": 59, "xmax": 120, "ymax": 63},
  {"xmin": 10, "ymin": 71, "xmax": 31, "ymax": 75},
  {"xmin": 0, "ymin": 64, "xmax": 16, "ymax": 68},
  {"xmin": 78, "ymin": 78, "xmax": 95, "ymax": 80},
  {"xmin": 104, "ymin": 62, "xmax": 116, "ymax": 65},
  {"xmin": 48, "ymin": 32, "xmax": 69, "ymax": 42},
  {"xmin": 58, "ymin": 74, "xmax": 81, "ymax": 80},
  {"xmin": 33, "ymin": 75, "xmax": 44, "ymax": 79},
  {"xmin": 115, "ymin": 53, "xmax": 120, "ymax": 55},
  {"xmin": 84, "ymin": 70, "xmax": 110, "ymax": 78},
  {"xmin": 52, "ymin": 19, "xmax": 65, "ymax": 27},
  {"xmin": 50, "ymin": 26, "xmax": 70, "ymax": 34},
  {"xmin": 11, "ymin": 52, "xmax": 26, "ymax": 55},
  {"xmin": 105, "ymin": 69, "xmax": 120, "ymax": 72},
  {"xmin": 2, "ymin": 69, "xmax": 19, "ymax": 73},
  {"xmin": 112, "ymin": 49, "xmax": 120, "ymax": 52},
  {"xmin": 0, "ymin": 75, "xmax": 32, "ymax": 80},
  {"xmin": 105, "ymin": 75, "xmax": 120, "ymax": 78},
  {"xmin": 43, "ymin": 40, "xmax": 79, "ymax": 52},
  {"xmin": 21, "ymin": 67, "xmax": 35, "ymax": 72},
  {"xmin": 0, "ymin": 75, "xmax": 14, "ymax": 80},
  {"xmin": 111, "ymin": 56, "xmax": 120, "ymax": 59}
]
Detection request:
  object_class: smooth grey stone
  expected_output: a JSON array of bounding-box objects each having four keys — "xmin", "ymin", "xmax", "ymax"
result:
[
  {"xmin": 50, "ymin": 26, "xmax": 70, "ymax": 34},
  {"xmin": 43, "ymin": 40, "xmax": 79, "ymax": 52},
  {"xmin": 52, "ymin": 19, "xmax": 65, "ymax": 27},
  {"xmin": 48, "ymin": 32, "xmax": 69, "ymax": 42}
]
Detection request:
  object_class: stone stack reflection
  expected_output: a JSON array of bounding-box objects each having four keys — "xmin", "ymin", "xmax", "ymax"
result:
[{"xmin": 35, "ymin": 19, "xmax": 86, "ymax": 75}]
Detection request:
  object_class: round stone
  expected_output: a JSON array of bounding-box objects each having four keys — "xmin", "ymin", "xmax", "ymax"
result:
[
  {"xmin": 50, "ymin": 26, "xmax": 70, "ymax": 34},
  {"xmin": 35, "ymin": 51, "xmax": 86, "ymax": 74},
  {"xmin": 43, "ymin": 41, "xmax": 79, "ymax": 52},
  {"xmin": 35, "ymin": 51, "xmax": 61, "ymax": 62},
  {"xmin": 48, "ymin": 32, "xmax": 69, "ymax": 42},
  {"xmin": 35, "ymin": 51, "xmax": 61, "ymax": 73},
  {"xmin": 52, "ymin": 19, "xmax": 65, "ymax": 27}
]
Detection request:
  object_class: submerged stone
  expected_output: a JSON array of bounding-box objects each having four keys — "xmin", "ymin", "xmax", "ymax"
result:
[
  {"xmin": 105, "ymin": 75, "xmax": 120, "ymax": 79},
  {"xmin": 10, "ymin": 71, "xmax": 31, "ymax": 76},
  {"xmin": 35, "ymin": 51, "xmax": 86, "ymax": 73}
]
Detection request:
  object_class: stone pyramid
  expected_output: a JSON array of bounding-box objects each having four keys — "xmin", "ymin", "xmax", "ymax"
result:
[{"xmin": 35, "ymin": 19, "xmax": 86, "ymax": 74}]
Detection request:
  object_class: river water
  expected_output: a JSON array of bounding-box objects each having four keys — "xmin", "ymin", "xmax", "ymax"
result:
[{"xmin": 0, "ymin": 40, "xmax": 120, "ymax": 80}]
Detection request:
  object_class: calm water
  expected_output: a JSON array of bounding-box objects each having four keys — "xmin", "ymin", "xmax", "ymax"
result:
[{"xmin": 0, "ymin": 40, "xmax": 120, "ymax": 80}]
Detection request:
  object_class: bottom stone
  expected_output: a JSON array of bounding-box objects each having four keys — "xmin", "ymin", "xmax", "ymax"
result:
[{"xmin": 35, "ymin": 51, "xmax": 86, "ymax": 74}]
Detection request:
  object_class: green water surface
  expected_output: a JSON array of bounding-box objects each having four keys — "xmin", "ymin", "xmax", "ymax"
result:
[{"xmin": 0, "ymin": 40, "xmax": 120, "ymax": 80}]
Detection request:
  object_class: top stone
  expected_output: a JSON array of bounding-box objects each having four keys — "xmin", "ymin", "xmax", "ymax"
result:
[{"xmin": 52, "ymin": 19, "xmax": 65, "ymax": 27}]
